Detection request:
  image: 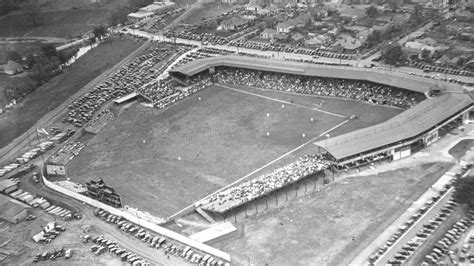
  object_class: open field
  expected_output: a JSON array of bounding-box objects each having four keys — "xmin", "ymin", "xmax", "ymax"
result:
[
  {"xmin": 67, "ymin": 84, "xmax": 402, "ymax": 217},
  {"xmin": 212, "ymin": 161, "xmax": 453, "ymax": 266},
  {"xmin": 0, "ymin": 10, "xmax": 110, "ymax": 38},
  {"xmin": 0, "ymin": 0, "xmax": 128, "ymax": 38},
  {"xmin": 0, "ymin": 36, "xmax": 143, "ymax": 149}
]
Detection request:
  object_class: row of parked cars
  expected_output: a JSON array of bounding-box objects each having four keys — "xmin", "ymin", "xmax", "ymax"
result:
[
  {"xmin": 166, "ymin": 30, "xmax": 228, "ymax": 45},
  {"xmin": 94, "ymin": 208, "xmax": 229, "ymax": 266},
  {"xmin": 388, "ymin": 196, "xmax": 459, "ymax": 265},
  {"xmin": 424, "ymin": 213, "xmax": 473, "ymax": 264},
  {"xmin": 64, "ymin": 45, "xmax": 179, "ymax": 127},
  {"xmin": 33, "ymin": 248, "xmax": 72, "ymax": 262},
  {"xmin": 92, "ymin": 235, "xmax": 149, "ymax": 265},
  {"xmin": 368, "ymin": 182, "xmax": 453, "ymax": 263},
  {"xmin": 411, "ymin": 60, "xmax": 474, "ymax": 77}
]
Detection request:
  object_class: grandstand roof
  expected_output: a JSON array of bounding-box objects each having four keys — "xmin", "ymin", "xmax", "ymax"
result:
[
  {"xmin": 169, "ymin": 55, "xmax": 463, "ymax": 94},
  {"xmin": 314, "ymin": 93, "xmax": 473, "ymax": 160}
]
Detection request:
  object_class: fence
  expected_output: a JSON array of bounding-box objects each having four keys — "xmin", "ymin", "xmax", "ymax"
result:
[
  {"xmin": 41, "ymin": 176, "xmax": 231, "ymax": 263},
  {"xmin": 220, "ymin": 171, "xmax": 330, "ymax": 223}
]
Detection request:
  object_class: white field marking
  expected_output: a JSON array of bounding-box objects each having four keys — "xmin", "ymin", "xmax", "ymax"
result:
[
  {"xmin": 168, "ymin": 118, "xmax": 351, "ymax": 219},
  {"xmin": 218, "ymin": 84, "xmax": 347, "ymax": 118}
]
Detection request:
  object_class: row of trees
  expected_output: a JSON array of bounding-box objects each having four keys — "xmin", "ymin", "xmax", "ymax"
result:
[
  {"xmin": 453, "ymin": 175, "xmax": 474, "ymax": 209},
  {"xmin": 7, "ymin": 43, "xmax": 78, "ymax": 86}
]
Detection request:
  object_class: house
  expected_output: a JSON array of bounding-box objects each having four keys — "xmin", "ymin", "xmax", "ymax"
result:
[
  {"xmin": 435, "ymin": 55, "xmax": 449, "ymax": 66},
  {"xmin": 291, "ymin": 32, "xmax": 305, "ymax": 42},
  {"xmin": 219, "ymin": 17, "xmax": 247, "ymax": 31},
  {"xmin": 404, "ymin": 40, "xmax": 449, "ymax": 56},
  {"xmin": 465, "ymin": 59, "xmax": 474, "ymax": 70},
  {"xmin": 261, "ymin": 28, "xmax": 278, "ymax": 39},
  {"xmin": 275, "ymin": 32, "xmax": 289, "ymax": 40},
  {"xmin": 4, "ymin": 60, "xmax": 23, "ymax": 76},
  {"xmin": 0, "ymin": 194, "xmax": 30, "ymax": 224},
  {"xmin": 276, "ymin": 22, "xmax": 295, "ymax": 33},
  {"xmin": 139, "ymin": 1, "xmax": 176, "ymax": 13},
  {"xmin": 127, "ymin": 11, "xmax": 154, "ymax": 21}
]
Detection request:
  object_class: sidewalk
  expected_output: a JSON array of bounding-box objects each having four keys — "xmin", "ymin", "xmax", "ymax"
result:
[{"xmin": 350, "ymin": 124, "xmax": 474, "ymax": 265}]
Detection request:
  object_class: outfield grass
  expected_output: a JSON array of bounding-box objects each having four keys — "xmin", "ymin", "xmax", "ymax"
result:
[
  {"xmin": 0, "ymin": 37, "xmax": 143, "ymax": 149},
  {"xmin": 67, "ymin": 84, "xmax": 402, "ymax": 217}
]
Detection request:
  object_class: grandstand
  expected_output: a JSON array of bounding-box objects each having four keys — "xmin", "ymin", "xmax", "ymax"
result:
[{"xmin": 169, "ymin": 55, "xmax": 474, "ymax": 214}]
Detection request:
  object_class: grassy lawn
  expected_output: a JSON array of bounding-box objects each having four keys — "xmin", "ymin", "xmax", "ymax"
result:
[
  {"xmin": 212, "ymin": 161, "xmax": 453, "ymax": 266},
  {"xmin": 448, "ymin": 139, "xmax": 474, "ymax": 159},
  {"xmin": 67, "ymin": 84, "xmax": 402, "ymax": 217},
  {"xmin": 0, "ymin": 0, "xmax": 128, "ymax": 39},
  {"xmin": 0, "ymin": 10, "xmax": 111, "ymax": 38},
  {"xmin": 0, "ymin": 36, "xmax": 143, "ymax": 149}
]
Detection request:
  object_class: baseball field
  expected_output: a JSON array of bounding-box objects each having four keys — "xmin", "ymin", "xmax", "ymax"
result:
[{"xmin": 67, "ymin": 84, "xmax": 402, "ymax": 217}]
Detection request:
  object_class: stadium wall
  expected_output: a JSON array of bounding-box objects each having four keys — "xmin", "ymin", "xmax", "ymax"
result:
[
  {"xmin": 170, "ymin": 56, "xmax": 460, "ymax": 93},
  {"xmin": 41, "ymin": 176, "xmax": 231, "ymax": 262}
]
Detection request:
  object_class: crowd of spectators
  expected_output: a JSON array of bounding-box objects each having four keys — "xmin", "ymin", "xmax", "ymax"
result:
[
  {"xmin": 137, "ymin": 78, "xmax": 212, "ymax": 109},
  {"xmin": 84, "ymin": 109, "xmax": 114, "ymax": 134},
  {"xmin": 200, "ymin": 154, "xmax": 331, "ymax": 213},
  {"xmin": 215, "ymin": 67, "xmax": 425, "ymax": 108}
]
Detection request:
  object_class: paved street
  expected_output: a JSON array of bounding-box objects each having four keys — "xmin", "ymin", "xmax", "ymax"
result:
[
  {"xmin": 123, "ymin": 28, "xmax": 474, "ymax": 85},
  {"xmin": 375, "ymin": 188, "xmax": 454, "ymax": 265}
]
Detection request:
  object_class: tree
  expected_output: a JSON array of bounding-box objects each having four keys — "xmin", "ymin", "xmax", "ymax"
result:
[
  {"xmin": 383, "ymin": 44, "xmax": 404, "ymax": 65},
  {"xmin": 93, "ymin": 25, "xmax": 107, "ymax": 42},
  {"xmin": 41, "ymin": 43, "xmax": 58, "ymax": 58},
  {"xmin": 452, "ymin": 175, "xmax": 474, "ymax": 208},
  {"xmin": 409, "ymin": 4, "xmax": 423, "ymax": 26},
  {"xmin": 365, "ymin": 30, "xmax": 381, "ymax": 49},
  {"xmin": 30, "ymin": 55, "xmax": 60, "ymax": 85},
  {"xmin": 365, "ymin": 6, "xmax": 378, "ymax": 18},
  {"xmin": 420, "ymin": 49, "xmax": 431, "ymax": 60},
  {"xmin": 6, "ymin": 51, "xmax": 21, "ymax": 62}
]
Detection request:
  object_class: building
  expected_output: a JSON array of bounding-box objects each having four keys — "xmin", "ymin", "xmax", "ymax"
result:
[
  {"xmin": 127, "ymin": 11, "xmax": 154, "ymax": 22},
  {"xmin": 139, "ymin": 1, "xmax": 176, "ymax": 13},
  {"xmin": 291, "ymin": 32, "xmax": 305, "ymax": 42},
  {"xmin": 219, "ymin": 17, "xmax": 247, "ymax": 31},
  {"xmin": 0, "ymin": 194, "xmax": 30, "ymax": 224},
  {"xmin": 0, "ymin": 179, "xmax": 18, "ymax": 194},
  {"xmin": 85, "ymin": 178, "xmax": 122, "ymax": 208},
  {"xmin": 276, "ymin": 22, "xmax": 295, "ymax": 33},
  {"xmin": 4, "ymin": 60, "xmax": 23, "ymax": 76},
  {"xmin": 260, "ymin": 28, "xmax": 278, "ymax": 39}
]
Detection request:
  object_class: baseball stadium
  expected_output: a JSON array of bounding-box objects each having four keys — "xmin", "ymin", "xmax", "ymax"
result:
[{"xmin": 68, "ymin": 55, "xmax": 474, "ymax": 220}]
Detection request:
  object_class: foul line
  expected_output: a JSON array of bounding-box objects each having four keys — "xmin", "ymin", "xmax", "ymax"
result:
[
  {"xmin": 218, "ymin": 84, "xmax": 347, "ymax": 118},
  {"xmin": 168, "ymin": 118, "xmax": 351, "ymax": 220}
]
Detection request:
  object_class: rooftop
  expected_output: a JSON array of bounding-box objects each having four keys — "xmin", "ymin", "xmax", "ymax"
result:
[{"xmin": 314, "ymin": 93, "xmax": 473, "ymax": 160}]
